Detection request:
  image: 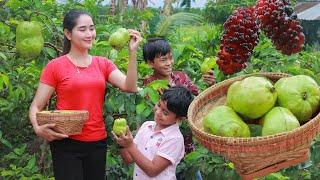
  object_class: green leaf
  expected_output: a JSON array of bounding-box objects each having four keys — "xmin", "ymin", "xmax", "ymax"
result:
[
  {"xmin": 1, "ymin": 169, "xmax": 15, "ymax": 176},
  {"xmin": 43, "ymin": 47, "xmax": 57, "ymax": 59},
  {"xmin": 226, "ymin": 162, "xmax": 234, "ymax": 169},
  {"xmin": 136, "ymin": 102, "xmax": 146, "ymax": 115},
  {"xmin": 148, "ymin": 90, "xmax": 159, "ymax": 104},
  {"xmin": 0, "ymin": 52, "xmax": 7, "ymax": 61},
  {"xmin": 147, "ymin": 80, "xmax": 169, "ymax": 90},
  {"xmin": 1, "ymin": 73, "xmax": 10, "ymax": 87},
  {"xmin": 0, "ymin": 138, "xmax": 12, "ymax": 149},
  {"xmin": 13, "ymin": 144, "xmax": 26, "ymax": 155},
  {"xmin": 106, "ymin": 153, "xmax": 118, "ymax": 166},
  {"xmin": 209, "ymin": 157, "xmax": 225, "ymax": 164},
  {"xmin": 264, "ymin": 172, "xmax": 290, "ymax": 180},
  {"xmin": 155, "ymin": 12, "xmax": 204, "ymax": 36},
  {"xmin": 184, "ymin": 151, "xmax": 201, "ymax": 162},
  {"xmin": 142, "ymin": 108, "xmax": 152, "ymax": 118},
  {"xmin": 26, "ymin": 156, "xmax": 36, "ymax": 171}
]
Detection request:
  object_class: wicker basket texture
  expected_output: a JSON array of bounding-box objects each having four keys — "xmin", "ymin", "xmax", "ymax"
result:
[
  {"xmin": 187, "ymin": 72, "xmax": 320, "ymax": 179},
  {"xmin": 36, "ymin": 110, "xmax": 89, "ymax": 135}
]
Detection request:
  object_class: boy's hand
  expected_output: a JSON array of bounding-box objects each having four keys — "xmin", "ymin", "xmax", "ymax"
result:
[
  {"xmin": 202, "ymin": 70, "xmax": 216, "ymax": 86},
  {"xmin": 112, "ymin": 126, "xmax": 134, "ymax": 148},
  {"xmin": 128, "ymin": 29, "xmax": 142, "ymax": 52}
]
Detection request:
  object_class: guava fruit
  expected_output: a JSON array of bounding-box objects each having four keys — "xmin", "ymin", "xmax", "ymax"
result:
[
  {"xmin": 201, "ymin": 57, "xmax": 216, "ymax": 73},
  {"xmin": 227, "ymin": 76, "xmax": 277, "ymax": 119},
  {"xmin": 203, "ymin": 106, "xmax": 250, "ymax": 137},
  {"xmin": 112, "ymin": 118, "xmax": 127, "ymax": 136},
  {"xmin": 109, "ymin": 28, "xmax": 130, "ymax": 50},
  {"xmin": 262, "ymin": 107, "xmax": 300, "ymax": 136},
  {"xmin": 275, "ymin": 75, "xmax": 320, "ymax": 123},
  {"xmin": 16, "ymin": 21, "xmax": 44, "ymax": 58}
]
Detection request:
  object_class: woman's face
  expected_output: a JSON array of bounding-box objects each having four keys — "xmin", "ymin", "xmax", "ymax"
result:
[{"xmin": 66, "ymin": 14, "xmax": 96, "ymax": 51}]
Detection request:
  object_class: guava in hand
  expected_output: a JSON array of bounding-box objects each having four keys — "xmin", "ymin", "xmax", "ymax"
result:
[{"xmin": 113, "ymin": 118, "xmax": 127, "ymax": 136}]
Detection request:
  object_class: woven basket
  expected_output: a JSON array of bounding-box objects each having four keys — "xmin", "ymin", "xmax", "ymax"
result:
[
  {"xmin": 36, "ymin": 110, "xmax": 89, "ymax": 135},
  {"xmin": 187, "ymin": 72, "xmax": 320, "ymax": 179}
]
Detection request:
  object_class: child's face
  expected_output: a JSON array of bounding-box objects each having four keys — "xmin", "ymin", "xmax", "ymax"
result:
[
  {"xmin": 154, "ymin": 100, "xmax": 177, "ymax": 128},
  {"xmin": 148, "ymin": 53, "xmax": 174, "ymax": 78}
]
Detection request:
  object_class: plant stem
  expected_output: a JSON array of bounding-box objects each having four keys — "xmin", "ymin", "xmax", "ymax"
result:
[{"xmin": 44, "ymin": 42, "xmax": 62, "ymax": 55}]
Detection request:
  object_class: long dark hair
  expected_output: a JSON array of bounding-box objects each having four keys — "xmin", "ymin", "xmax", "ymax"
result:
[{"xmin": 62, "ymin": 9, "xmax": 92, "ymax": 55}]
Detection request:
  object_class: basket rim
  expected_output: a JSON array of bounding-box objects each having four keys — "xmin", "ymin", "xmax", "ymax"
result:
[
  {"xmin": 187, "ymin": 72, "xmax": 320, "ymax": 143},
  {"xmin": 36, "ymin": 110, "xmax": 88, "ymax": 116}
]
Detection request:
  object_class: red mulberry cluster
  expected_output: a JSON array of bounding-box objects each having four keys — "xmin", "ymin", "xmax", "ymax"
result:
[
  {"xmin": 255, "ymin": 0, "xmax": 305, "ymax": 55},
  {"xmin": 217, "ymin": 7, "xmax": 260, "ymax": 75},
  {"xmin": 216, "ymin": 0, "xmax": 305, "ymax": 75}
]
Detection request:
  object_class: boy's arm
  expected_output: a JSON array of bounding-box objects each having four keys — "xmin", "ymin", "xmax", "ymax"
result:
[
  {"xmin": 126, "ymin": 143, "xmax": 171, "ymax": 177},
  {"xmin": 119, "ymin": 148, "xmax": 134, "ymax": 164},
  {"xmin": 114, "ymin": 125, "xmax": 172, "ymax": 177},
  {"xmin": 177, "ymin": 71, "xmax": 200, "ymax": 95}
]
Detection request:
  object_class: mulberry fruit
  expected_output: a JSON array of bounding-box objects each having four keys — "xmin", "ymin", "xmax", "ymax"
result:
[
  {"xmin": 217, "ymin": 7, "xmax": 260, "ymax": 75},
  {"xmin": 255, "ymin": 0, "xmax": 305, "ymax": 55}
]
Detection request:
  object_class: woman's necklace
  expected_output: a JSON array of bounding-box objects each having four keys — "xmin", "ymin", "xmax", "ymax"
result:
[
  {"xmin": 76, "ymin": 66, "xmax": 81, "ymax": 74},
  {"xmin": 67, "ymin": 54, "xmax": 92, "ymax": 74}
]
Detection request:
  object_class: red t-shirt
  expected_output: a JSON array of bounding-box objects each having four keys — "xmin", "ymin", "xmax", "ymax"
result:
[{"xmin": 40, "ymin": 55, "xmax": 117, "ymax": 141}]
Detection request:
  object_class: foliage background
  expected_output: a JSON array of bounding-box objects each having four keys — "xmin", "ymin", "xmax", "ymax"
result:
[{"xmin": 1, "ymin": 0, "xmax": 320, "ymax": 179}]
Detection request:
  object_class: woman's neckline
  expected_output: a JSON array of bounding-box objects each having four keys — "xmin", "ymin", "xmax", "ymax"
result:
[{"xmin": 65, "ymin": 54, "xmax": 93, "ymax": 68}]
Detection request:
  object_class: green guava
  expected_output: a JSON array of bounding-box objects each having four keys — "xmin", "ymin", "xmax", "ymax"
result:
[
  {"xmin": 203, "ymin": 106, "xmax": 250, "ymax": 137},
  {"xmin": 108, "ymin": 28, "xmax": 130, "ymax": 50},
  {"xmin": 112, "ymin": 118, "xmax": 127, "ymax": 136},
  {"xmin": 262, "ymin": 107, "xmax": 300, "ymax": 136},
  {"xmin": 16, "ymin": 21, "xmax": 44, "ymax": 58},
  {"xmin": 227, "ymin": 76, "xmax": 277, "ymax": 119},
  {"xmin": 201, "ymin": 57, "xmax": 216, "ymax": 73},
  {"xmin": 275, "ymin": 75, "xmax": 320, "ymax": 123}
]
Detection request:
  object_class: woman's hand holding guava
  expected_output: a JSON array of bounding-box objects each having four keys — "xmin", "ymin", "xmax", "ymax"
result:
[{"xmin": 128, "ymin": 29, "xmax": 142, "ymax": 53}]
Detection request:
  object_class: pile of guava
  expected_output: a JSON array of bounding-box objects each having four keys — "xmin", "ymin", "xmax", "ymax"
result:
[{"xmin": 203, "ymin": 75, "xmax": 320, "ymax": 137}]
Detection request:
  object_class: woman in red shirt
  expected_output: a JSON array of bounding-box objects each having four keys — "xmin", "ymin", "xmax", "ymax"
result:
[{"xmin": 29, "ymin": 9, "xmax": 142, "ymax": 180}]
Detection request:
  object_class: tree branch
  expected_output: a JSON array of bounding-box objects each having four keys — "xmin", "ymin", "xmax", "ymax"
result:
[
  {"xmin": 29, "ymin": 11, "xmax": 63, "ymax": 47},
  {"xmin": 44, "ymin": 42, "xmax": 62, "ymax": 55}
]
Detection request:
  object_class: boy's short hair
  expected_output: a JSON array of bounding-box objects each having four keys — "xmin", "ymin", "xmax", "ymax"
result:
[
  {"xmin": 143, "ymin": 37, "xmax": 172, "ymax": 62},
  {"xmin": 161, "ymin": 86, "xmax": 194, "ymax": 118}
]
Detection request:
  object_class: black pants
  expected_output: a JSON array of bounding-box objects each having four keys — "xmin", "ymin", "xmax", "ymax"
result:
[{"xmin": 49, "ymin": 138, "xmax": 107, "ymax": 180}]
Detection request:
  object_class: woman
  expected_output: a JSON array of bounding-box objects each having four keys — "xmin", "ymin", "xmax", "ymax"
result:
[{"xmin": 29, "ymin": 9, "xmax": 142, "ymax": 180}]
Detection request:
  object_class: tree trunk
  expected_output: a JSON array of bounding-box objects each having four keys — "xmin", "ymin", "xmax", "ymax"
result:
[
  {"xmin": 109, "ymin": 0, "xmax": 117, "ymax": 15},
  {"xmin": 163, "ymin": 0, "xmax": 173, "ymax": 16},
  {"xmin": 137, "ymin": 0, "xmax": 148, "ymax": 10},
  {"xmin": 132, "ymin": 0, "xmax": 138, "ymax": 9},
  {"xmin": 119, "ymin": 0, "xmax": 128, "ymax": 13}
]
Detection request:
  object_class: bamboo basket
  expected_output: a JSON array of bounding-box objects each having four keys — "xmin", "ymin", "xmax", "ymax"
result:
[
  {"xmin": 187, "ymin": 72, "xmax": 320, "ymax": 180},
  {"xmin": 36, "ymin": 110, "xmax": 89, "ymax": 135}
]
